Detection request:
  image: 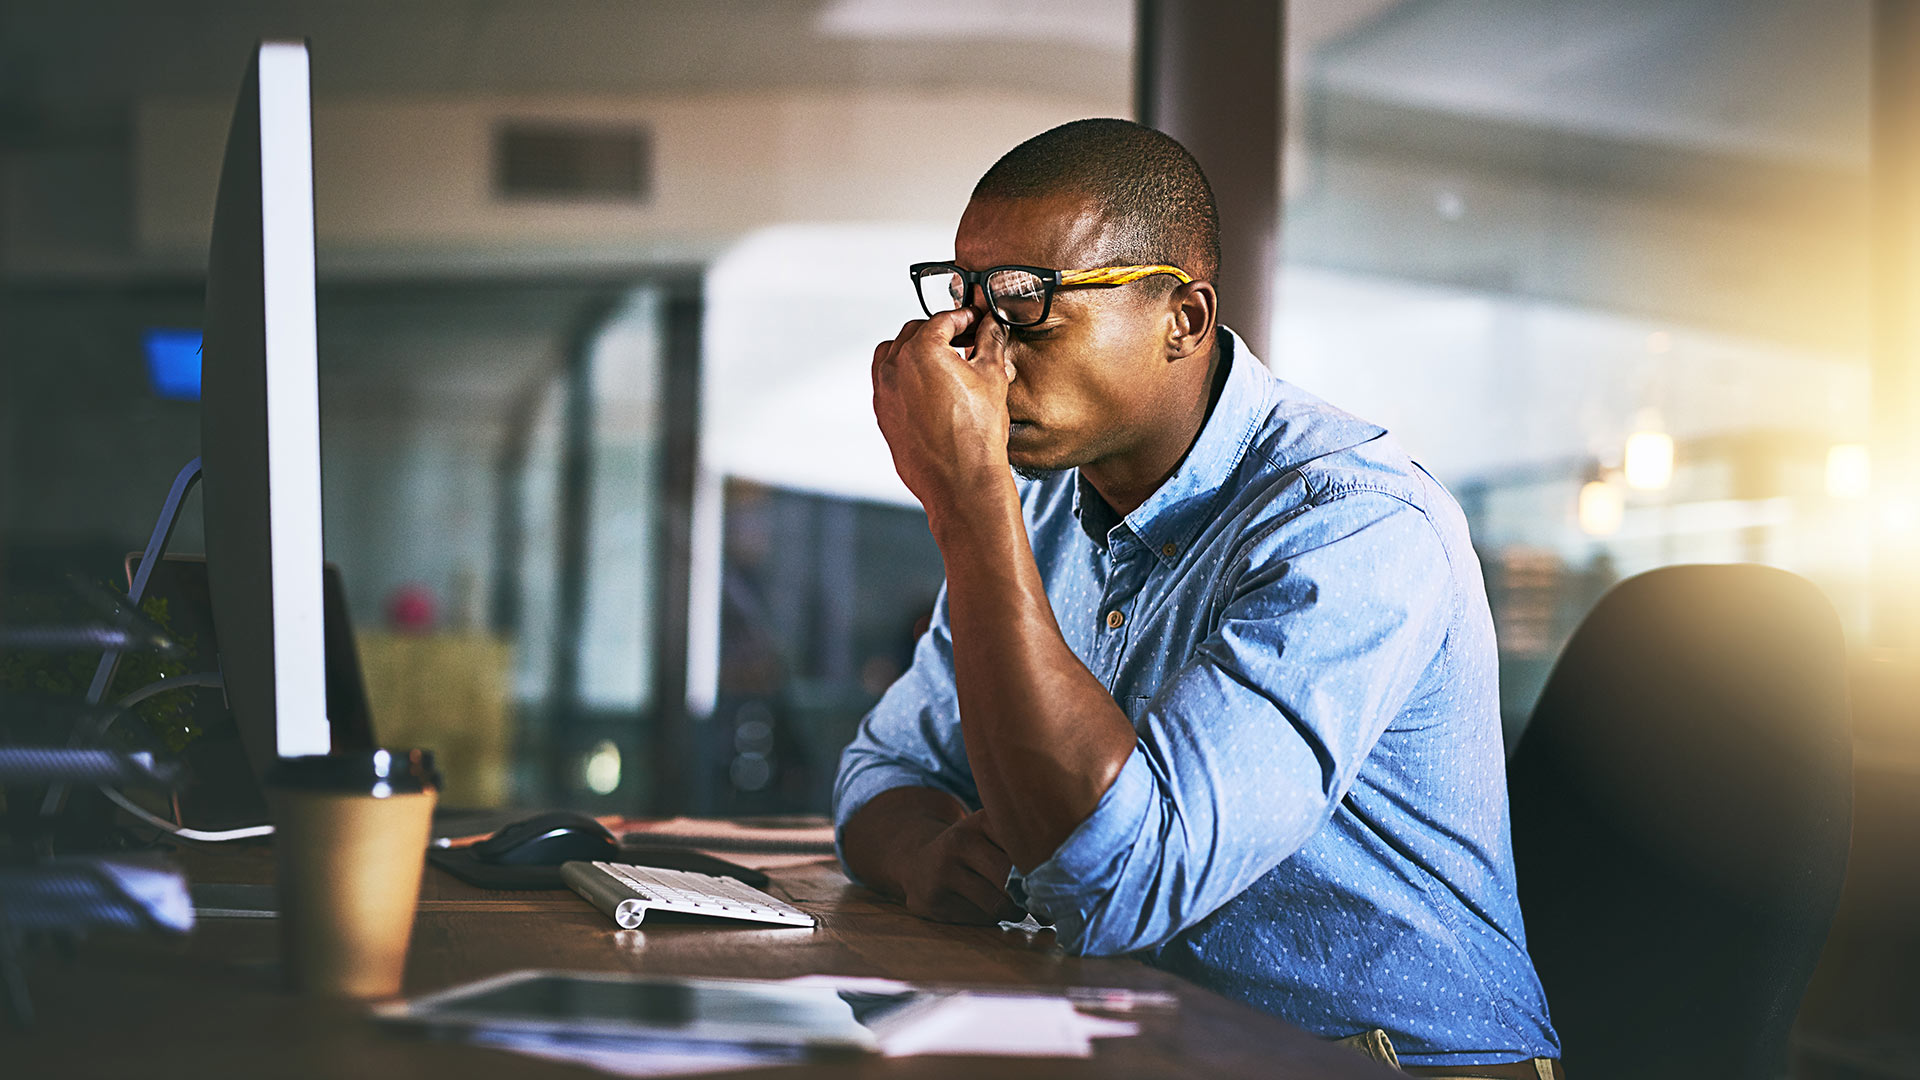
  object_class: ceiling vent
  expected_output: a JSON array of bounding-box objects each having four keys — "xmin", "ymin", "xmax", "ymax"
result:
[{"xmin": 494, "ymin": 122, "xmax": 651, "ymax": 202}]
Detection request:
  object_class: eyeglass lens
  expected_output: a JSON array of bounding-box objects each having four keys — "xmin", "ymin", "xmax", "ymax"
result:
[
  {"xmin": 916, "ymin": 268, "xmax": 966, "ymax": 317},
  {"xmin": 985, "ymin": 269, "xmax": 1047, "ymax": 326}
]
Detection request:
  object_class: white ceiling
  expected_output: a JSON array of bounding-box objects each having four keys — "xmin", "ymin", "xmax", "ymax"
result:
[{"xmin": 0, "ymin": 0, "xmax": 1133, "ymax": 139}]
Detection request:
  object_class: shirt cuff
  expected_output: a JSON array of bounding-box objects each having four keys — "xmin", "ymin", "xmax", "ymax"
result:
[{"xmin": 1019, "ymin": 745, "xmax": 1155, "ymax": 948}]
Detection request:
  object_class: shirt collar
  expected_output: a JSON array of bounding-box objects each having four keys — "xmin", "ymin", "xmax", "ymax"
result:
[{"xmin": 1070, "ymin": 327, "xmax": 1274, "ymax": 565}]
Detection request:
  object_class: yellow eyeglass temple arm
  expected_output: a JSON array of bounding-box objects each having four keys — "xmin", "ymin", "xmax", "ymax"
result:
[{"xmin": 1059, "ymin": 264, "xmax": 1194, "ymax": 286}]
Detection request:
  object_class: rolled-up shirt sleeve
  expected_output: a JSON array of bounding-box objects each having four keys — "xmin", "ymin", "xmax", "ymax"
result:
[
  {"xmin": 1021, "ymin": 490, "xmax": 1454, "ymax": 956},
  {"xmin": 831, "ymin": 584, "xmax": 977, "ymax": 879}
]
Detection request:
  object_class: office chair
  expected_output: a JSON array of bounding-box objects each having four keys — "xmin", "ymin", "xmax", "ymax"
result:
[{"xmin": 1508, "ymin": 564, "xmax": 1852, "ymax": 1079}]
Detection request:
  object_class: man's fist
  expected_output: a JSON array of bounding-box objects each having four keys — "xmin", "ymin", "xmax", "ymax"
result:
[
  {"xmin": 870, "ymin": 308, "xmax": 1016, "ymax": 516},
  {"xmin": 895, "ymin": 809, "xmax": 1028, "ymax": 925}
]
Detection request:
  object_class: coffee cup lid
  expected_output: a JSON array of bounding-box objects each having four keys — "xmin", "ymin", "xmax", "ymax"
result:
[{"xmin": 265, "ymin": 749, "xmax": 440, "ymax": 796}]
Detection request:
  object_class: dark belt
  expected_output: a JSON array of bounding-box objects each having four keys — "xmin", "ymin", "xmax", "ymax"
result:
[{"xmin": 1403, "ymin": 1060, "xmax": 1564, "ymax": 1080}]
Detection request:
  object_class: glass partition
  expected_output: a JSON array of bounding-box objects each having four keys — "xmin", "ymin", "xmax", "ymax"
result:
[{"xmin": 1283, "ymin": 0, "xmax": 1872, "ymax": 742}]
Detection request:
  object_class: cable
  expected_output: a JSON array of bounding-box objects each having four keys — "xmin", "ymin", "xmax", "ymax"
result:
[
  {"xmin": 97, "ymin": 785, "xmax": 273, "ymax": 842},
  {"xmin": 96, "ymin": 672, "xmax": 276, "ymax": 842},
  {"xmin": 114, "ymin": 671, "xmax": 225, "ymax": 709}
]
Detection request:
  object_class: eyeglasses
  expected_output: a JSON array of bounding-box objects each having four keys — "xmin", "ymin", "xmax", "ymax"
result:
[{"xmin": 908, "ymin": 262, "xmax": 1194, "ymax": 328}]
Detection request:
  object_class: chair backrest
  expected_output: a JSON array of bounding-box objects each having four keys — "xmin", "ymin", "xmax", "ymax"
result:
[{"xmin": 1509, "ymin": 564, "xmax": 1852, "ymax": 1079}]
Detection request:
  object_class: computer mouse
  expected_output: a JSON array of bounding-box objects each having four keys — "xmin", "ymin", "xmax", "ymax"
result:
[{"xmin": 472, "ymin": 811, "xmax": 619, "ymax": 866}]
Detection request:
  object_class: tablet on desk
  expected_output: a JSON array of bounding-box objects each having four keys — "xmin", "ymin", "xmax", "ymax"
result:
[{"xmin": 374, "ymin": 970, "xmax": 908, "ymax": 1054}]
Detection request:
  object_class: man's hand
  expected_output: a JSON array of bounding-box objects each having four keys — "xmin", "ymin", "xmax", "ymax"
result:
[
  {"xmin": 895, "ymin": 810, "xmax": 1027, "ymax": 925},
  {"xmin": 871, "ymin": 308, "xmax": 1017, "ymax": 518},
  {"xmin": 841, "ymin": 787, "xmax": 1027, "ymax": 926}
]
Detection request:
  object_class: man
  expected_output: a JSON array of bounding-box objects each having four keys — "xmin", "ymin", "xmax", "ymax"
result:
[{"xmin": 834, "ymin": 118, "xmax": 1560, "ymax": 1074}]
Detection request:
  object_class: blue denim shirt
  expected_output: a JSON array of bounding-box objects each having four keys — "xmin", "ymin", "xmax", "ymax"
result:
[{"xmin": 834, "ymin": 329, "xmax": 1559, "ymax": 1065}]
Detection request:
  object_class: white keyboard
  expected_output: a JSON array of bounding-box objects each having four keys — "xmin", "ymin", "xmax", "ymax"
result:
[{"xmin": 560, "ymin": 860, "xmax": 816, "ymax": 930}]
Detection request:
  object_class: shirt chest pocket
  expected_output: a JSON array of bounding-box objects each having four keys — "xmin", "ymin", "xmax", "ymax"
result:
[{"xmin": 1123, "ymin": 694, "xmax": 1155, "ymax": 730}]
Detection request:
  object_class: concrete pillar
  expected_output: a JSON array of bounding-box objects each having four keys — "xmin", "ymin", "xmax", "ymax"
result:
[
  {"xmin": 649, "ymin": 279, "xmax": 703, "ymax": 814},
  {"xmin": 1135, "ymin": 0, "xmax": 1283, "ymax": 359}
]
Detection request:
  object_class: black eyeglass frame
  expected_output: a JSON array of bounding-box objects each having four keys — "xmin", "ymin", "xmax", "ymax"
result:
[
  {"xmin": 907, "ymin": 262, "xmax": 1197, "ymax": 329},
  {"xmin": 909, "ymin": 262, "xmax": 1063, "ymax": 328}
]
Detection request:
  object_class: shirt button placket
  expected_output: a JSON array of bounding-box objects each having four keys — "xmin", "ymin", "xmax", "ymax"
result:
[
  {"xmin": 1096, "ymin": 600, "xmax": 1130, "ymax": 686},
  {"xmin": 1098, "ymin": 540, "xmax": 1143, "ymax": 686}
]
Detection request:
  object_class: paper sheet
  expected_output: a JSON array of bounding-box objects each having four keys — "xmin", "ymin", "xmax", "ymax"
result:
[
  {"xmin": 466, "ymin": 975, "xmax": 1143, "ymax": 1077},
  {"xmin": 781, "ymin": 975, "xmax": 1141, "ymax": 1058},
  {"xmin": 620, "ymin": 816, "xmax": 836, "ymax": 853},
  {"xmin": 869, "ymin": 992, "xmax": 1139, "ymax": 1058}
]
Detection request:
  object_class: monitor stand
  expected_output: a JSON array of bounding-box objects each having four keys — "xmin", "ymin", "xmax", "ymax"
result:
[{"xmin": 39, "ymin": 458, "xmax": 207, "ymax": 817}]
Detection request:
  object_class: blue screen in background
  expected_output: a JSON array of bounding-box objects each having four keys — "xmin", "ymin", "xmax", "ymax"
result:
[{"xmin": 144, "ymin": 328, "xmax": 203, "ymax": 401}]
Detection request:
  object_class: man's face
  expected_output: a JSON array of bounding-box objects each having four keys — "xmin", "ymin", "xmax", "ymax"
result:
[{"xmin": 951, "ymin": 193, "xmax": 1187, "ymax": 474}]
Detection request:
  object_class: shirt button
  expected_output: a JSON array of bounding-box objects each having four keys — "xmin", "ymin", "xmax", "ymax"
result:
[
  {"xmin": 1161, "ymin": 542, "xmax": 1178, "ymax": 558},
  {"xmin": 1106, "ymin": 610, "xmax": 1126, "ymax": 630}
]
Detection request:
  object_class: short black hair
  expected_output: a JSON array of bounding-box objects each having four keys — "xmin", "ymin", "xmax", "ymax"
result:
[{"xmin": 972, "ymin": 118, "xmax": 1220, "ymax": 287}]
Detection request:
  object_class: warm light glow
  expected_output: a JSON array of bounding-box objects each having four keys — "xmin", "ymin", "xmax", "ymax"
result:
[
  {"xmin": 584, "ymin": 739, "xmax": 622, "ymax": 795},
  {"xmin": 1579, "ymin": 480, "xmax": 1625, "ymax": 536},
  {"xmin": 1623, "ymin": 430, "xmax": 1675, "ymax": 491},
  {"xmin": 1885, "ymin": 497, "xmax": 1920, "ymax": 537},
  {"xmin": 1826, "ymin": 444, "xmax": 1871, "ymax": 500}
]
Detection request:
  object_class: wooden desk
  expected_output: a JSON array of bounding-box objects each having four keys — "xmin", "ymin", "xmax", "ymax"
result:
[{"xmin": 14, "ymin": 843, "xmax": 1396, "ymax": 1079}]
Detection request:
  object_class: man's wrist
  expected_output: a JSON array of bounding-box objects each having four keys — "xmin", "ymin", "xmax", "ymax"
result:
[{"xmin": 924, "ymin": 468, "xmax": 1023, "ymax": 551}]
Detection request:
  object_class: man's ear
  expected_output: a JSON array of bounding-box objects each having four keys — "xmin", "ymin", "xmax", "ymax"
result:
[{"xmin": 1166, "ymin": 280, "xmax": 1218, "ymax": 360}]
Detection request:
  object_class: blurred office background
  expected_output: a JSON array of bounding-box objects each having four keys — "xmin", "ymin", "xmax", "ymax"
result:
[
  {"xmin": 1, "ymin": 2, "xmax": 1916, "ymax": 1065},
  {"xmin": 11, "ymin": 0, "xmax": 1902, "ymax": 802}
]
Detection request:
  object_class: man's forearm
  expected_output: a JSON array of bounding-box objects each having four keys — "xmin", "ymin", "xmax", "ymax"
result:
[
  {"xmin": 929, "ymin": 478, "xmax": 1139, "ymax": 871},
  {"xmin": 840, "ymin": 786, "xmax": 969, "ymax": 896}
]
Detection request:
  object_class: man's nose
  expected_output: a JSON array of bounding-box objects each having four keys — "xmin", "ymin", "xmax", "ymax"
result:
[
  {"xmin": 952, "ymin": 284, "xmax": 990, "ymax": 348},
  {"xmin": 967, "ymin": 306, "xmax": 1015, "ymax": 382}
]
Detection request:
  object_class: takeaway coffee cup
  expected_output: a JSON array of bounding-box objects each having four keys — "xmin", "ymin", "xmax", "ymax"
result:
[{"xmin": 266, "ymin": 749, "xmax": 439, "ymax": 998}]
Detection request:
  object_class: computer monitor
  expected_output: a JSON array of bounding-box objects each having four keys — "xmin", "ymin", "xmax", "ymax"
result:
[{"xmin": 199, "ymin": 40, "xmax": 332, "ymax": 776}]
